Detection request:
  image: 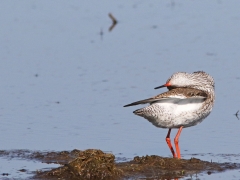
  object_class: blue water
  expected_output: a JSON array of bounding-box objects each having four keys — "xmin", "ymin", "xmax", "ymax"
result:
[{"xmin": 0, "ymin": 0, "xmax": 240, "ymax": 179}]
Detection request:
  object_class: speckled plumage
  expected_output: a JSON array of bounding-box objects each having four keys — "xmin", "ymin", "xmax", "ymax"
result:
[{"xmin": 124, "ymin": 71, "xmax": 215, "ymax": 129}]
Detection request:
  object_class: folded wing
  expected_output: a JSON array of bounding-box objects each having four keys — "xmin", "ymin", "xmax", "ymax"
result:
[{"xmin": 123, "ymin": 88, "xmax": 207, "ymax": 107}]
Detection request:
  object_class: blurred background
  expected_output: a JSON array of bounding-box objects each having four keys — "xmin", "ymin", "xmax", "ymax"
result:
[{"xmin": 0, "ymin": 0, "xmax": 240, "ymax": 179}]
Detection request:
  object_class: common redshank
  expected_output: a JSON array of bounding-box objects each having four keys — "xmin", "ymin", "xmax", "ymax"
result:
[{"xmin": 124, "ymin": 71, "xmax": 215, "ymax": 159}]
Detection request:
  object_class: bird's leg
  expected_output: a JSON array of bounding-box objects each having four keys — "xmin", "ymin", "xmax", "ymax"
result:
[
  {"xmin": 166, "ymin": 128, "xmax": 176, "ymax": 158},
  {"xmin": 174, "ymin": 126, "xmax": 183, "ymax": 159}
]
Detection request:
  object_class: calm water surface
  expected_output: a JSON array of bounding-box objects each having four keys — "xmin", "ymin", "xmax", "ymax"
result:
[{"xmin": 0, "ymin": 0, "xmax": 240, "ymax": 179}]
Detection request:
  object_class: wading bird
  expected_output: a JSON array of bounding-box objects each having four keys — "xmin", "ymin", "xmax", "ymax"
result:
[{"xmin": 124, "ymin": 71, "xmax": 215, "ymax": 159}]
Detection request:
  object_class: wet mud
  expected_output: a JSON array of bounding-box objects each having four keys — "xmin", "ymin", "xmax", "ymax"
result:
[{"xmin": 0, "ymin": 149, "xmax": 240, "ymax": 180}]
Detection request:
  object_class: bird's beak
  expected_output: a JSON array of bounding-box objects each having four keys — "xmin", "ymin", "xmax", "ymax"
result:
[
  {"xmin": 154, "ymin": 84, "xmax": 165, "ymax": 89},
  {"xmin": 154, "ymin": 82, "xmax": 171, "ymax": 89}
]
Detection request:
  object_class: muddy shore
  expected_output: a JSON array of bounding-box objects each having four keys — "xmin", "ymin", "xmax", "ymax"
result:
[{"xmin": 0, "ymin": 149, "xmax": 239, "ymax": 179}]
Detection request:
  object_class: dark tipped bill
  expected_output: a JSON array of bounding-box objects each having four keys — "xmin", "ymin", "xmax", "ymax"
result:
[{"xmin": 154, "ymin": 84, "xmax": 166, "ymax": 89}]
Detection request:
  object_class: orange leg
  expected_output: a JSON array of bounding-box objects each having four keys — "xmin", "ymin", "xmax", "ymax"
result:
[
  {"xmin": 166, "ymin": 128, "xmax": 177, "ymax": 158},
  {"xmin": 174, "ymin": 126, "xmax": 183, "ymax": 159}
]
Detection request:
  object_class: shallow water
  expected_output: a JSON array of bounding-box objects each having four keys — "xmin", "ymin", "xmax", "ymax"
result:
[
  {"xmin": 0, "ymin": 157, "xmax": 59, "ymax": 179},
  {"xmin": 0, "ymin": 0, "xmax": 240, "ymax": 179}
]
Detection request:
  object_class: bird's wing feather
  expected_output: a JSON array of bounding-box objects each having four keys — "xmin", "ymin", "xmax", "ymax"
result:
[
  {"xmin": 123, "ymin": 88, "xmax": 207, "ymax": 107},
  {"xmin": 123, "ymin": 97, "xmax": 163, "ymax": 107}
]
